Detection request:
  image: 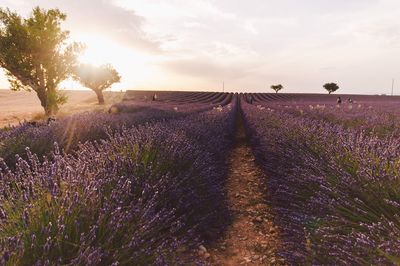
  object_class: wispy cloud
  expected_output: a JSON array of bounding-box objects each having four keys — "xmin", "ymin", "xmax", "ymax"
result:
[
  {"xmin": 1, "ymin": 0, "xmax": 400, "ymax": 94},
  {"xmin": 161, "ymin": 56, "xmax": 260, "ymax": 80},
  {"xmin": 63, "ymin": 0, "xmax": 161, "ymax": 53},
  {"xmin": 11, "ymin": 0, "xmax": 162, "ymax": 53}
]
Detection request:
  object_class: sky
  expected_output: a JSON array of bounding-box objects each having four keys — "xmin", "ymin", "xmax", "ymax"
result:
[{"xmin": 1, "ymin": 0, "xmax": 400, "ymax": 94}]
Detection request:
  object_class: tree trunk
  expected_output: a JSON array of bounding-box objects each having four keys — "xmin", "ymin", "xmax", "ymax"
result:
[
  {"xmin": 36, "ymin": 88, "xmax": 50, "ymax": 116},
  {"xmin": 95, "ymin": 90, "xmax": 105, "ymax": 104},
  {"xmin": 45, "ymin": 104, "xmax": 59, "ymax": 117},
  {"xmin": 47, "ymin": 87, "xmax": 59, "ymax": 116},
  {"xmin": 36, "ymin": 87, "xmax": 58, "ymax": 116}
]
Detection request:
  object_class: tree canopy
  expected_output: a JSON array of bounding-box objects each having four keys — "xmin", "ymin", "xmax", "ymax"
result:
[
  {"xmin": 0, "ymin": 7, "xmax": 83, "ymax": 115},
  {"xmin": 73, "ymin": 63, "xmax": 121, "ymax": 104},
  {"xmin": 270, "ymin": 84, "xmax": 283, "ymax": 93},
  {"xmin": 323, "ymin": 83, "xmax": 339, "ymax": 94}
]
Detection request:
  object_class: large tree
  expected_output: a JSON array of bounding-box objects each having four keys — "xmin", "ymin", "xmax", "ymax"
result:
[
  {"xmin": 0, "ymin": 7, "xmax": 83, "ymax": 116},
  {"xmin": 323, "ymin": 82, "xmax": 339, "ymax": 94},
  {"xmin": 270, "ymin": 84, "xmax": 283, "ymax": 93},
  {"xmin": 73, "ymin": 63, "xmax": 121, "ymax": 104}
]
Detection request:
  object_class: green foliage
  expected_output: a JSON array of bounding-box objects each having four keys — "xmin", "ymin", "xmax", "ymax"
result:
[
  {"xmin": 73, "ymin": 63, "xmax": 121, "ymax": 104},
  {"xmin": 323, "ymin": 82, "xmax": 339, "ymax": 94},
  {"xmin": 378, "ymin": 250, "xmax": 400, "ymax": 265},
  {"xmin": 270, "ymin": 84, "xmax": 283, "ymax": 93},
  {"xmin": 0, "ymin": 6, "xmax": 84, "ymax": 115}
]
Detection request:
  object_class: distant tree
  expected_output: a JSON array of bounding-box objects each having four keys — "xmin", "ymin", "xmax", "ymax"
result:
[
  {"xmin": 73, "ymin": 64, "xmax": 121, "ymax": 104},
  {"xmin": 0, "ymin": 7, "xmax": 83, "ymax": 116},
  {"xmin": 323, "ymin": 83, "xmax": 339, "ymax": 94},
  {"xmin": 270, "ymin": 84, "xmax": 283, "ymax": 93}
]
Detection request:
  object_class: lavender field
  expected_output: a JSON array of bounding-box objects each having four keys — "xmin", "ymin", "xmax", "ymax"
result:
[
  {"xmin": 1, "ymin": 91, "xmax": 400, "ymax": 265},
  {"xmin": 242, "ymin": 93, "xmax": 400, "ymax": 265}
]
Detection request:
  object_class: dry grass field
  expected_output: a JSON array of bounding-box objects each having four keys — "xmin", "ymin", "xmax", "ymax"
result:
[{"xmin": 0, "ymin": 89, "xmax": 125, "ymax": 127}]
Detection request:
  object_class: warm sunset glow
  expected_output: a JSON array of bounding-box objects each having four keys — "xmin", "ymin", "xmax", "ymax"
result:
[
  {"xmin": 1, "ymin": 0, "xmax": 400, "ymax": 94},
  {"xmin": 73, "ymin": 34, "xmax": 163, "ymax": 90},
  {"xmin": 78, "ymin": 36, "xmax": 112, "ymax": 66},
  {"xmin": 1, "ymin": 3, "xmax": 400, "ymax": 264},
  {"xmin": 78, "ymin": 34, "xmax": 131, "ymax": 66}
]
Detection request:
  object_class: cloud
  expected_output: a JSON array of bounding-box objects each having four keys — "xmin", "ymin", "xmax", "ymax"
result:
[
  {"xmin": 160, "ymin": 56, "xmax": 260, "ymax": 81},
  {"xmin": 15, "ymin": 0, "xmax": 162, "ymax": 53},
  {"xmin": 183, "ymin": 21, "xmax": 206, "ymax": 29},
  {"xmin": 212, "ymin": 0, "xmax": 377, "ymax": 18},
  {"xmin": 2, "ymin": 0, "xmax": 400, "ymax": 94},
  {"xmin": 319, "ymin": 66, "xmax": 337, "ymax": 71},
  {"xmin": 356, "ymin": 20, "xmax": 400, "ymax": 45},
  {"xmin": 243, "ymin": 21, "xmax": 258, "ymax": 35}
]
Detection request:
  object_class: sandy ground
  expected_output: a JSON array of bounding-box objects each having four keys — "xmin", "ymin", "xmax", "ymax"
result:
[
  {"xmin": 202, "ymin": 115, "xmax": 285, "ymax": 265},
  {"xmin": 0, "ymin": 90, "xmax": 125, "ymax": 128}
]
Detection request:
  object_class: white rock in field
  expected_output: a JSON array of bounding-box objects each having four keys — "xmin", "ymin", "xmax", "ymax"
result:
[
  {"xmin": 199, "ymin": 245, "xmax": 207, "ymax": 252},
  {"xmin": 213, "ymin": 105, "xmax": 223, "ymax": 112},
  {"xmin": 244, "ymin": 257, "xmax": 252, "ymax": 263},
  {"xmin": 256, "ymin": 217, "xmax": 263, "ymax": 222}
]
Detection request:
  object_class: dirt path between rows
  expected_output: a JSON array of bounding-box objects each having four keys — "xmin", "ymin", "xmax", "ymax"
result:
[{"xmin": 202, "ymin": 114, "xmax": 285, "ymax": 265}]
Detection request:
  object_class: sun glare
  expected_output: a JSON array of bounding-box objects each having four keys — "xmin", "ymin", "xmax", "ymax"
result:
[
  {"xmin": 71, "ymin": 34, "xmax": 161, "ymax": 90},
  {"xmin": 78, "ymin": 35, "xmax": 118, "ymax": 66}
]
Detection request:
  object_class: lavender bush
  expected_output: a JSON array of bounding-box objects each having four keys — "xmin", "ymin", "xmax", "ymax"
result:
[
  {"xmin": 0, "ymin": 97, "xmax": 237, "ymax": 265},
  {"xmin": 0, "ymin": 97, "xmax": 230, "ymax": 167},
  {"xmin": 241, "ymin": 100, "xmax": 400, "ymax": 264}
]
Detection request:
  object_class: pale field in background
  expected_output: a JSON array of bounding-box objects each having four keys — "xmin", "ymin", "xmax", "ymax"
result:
[{"xmin": 0, "ymin": 90, "xmax": 125, "ymax": 128}]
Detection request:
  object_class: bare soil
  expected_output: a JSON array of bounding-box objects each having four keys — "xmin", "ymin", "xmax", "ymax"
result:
[
  {"xmin": 0, "ymin": 90, "xmax": 124, "ymax": 128},
  {"xmin": 199, "ymin": 115, "xmax": 285, "ymax": 265}
]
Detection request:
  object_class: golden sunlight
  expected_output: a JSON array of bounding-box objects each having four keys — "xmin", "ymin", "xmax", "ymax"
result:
[
  {"xmin": 78, "ymin": 34, "xmax": 122, "ymax": 66},
  {"xmin": 74, "ymin": 34, "xmax": 161, "ymax": 90}
]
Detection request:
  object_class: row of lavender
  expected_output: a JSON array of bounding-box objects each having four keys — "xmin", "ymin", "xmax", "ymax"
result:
[
  {"xmin": 252, "ymin": 93, "xmax": 400, "ymax": 137},
  {"xmin": 122, "ymin": 91, "xmax": 232, "ymax": 104},
  {"xmin": 0, "ymin": 97, "xmax": 237, "ymax": 265},
  {"xmin": 241, "ymin": 100, "xmax": 400, "ymax": 265},
  {"xmin": 0, "ymin": 93, "xmax": 232, "ymax": 167},
  {"xmin": 263, "ymin": 101, "xmax": 400, "ymax": 138}
]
